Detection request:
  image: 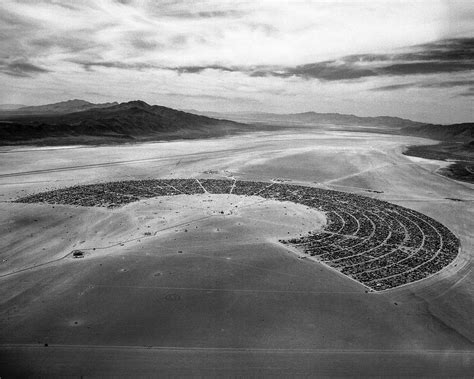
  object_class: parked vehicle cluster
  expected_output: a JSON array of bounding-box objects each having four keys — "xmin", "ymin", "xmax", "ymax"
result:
[{"xmin": 16, "ymin": 178, "xmax": 459, "ymax": 291}]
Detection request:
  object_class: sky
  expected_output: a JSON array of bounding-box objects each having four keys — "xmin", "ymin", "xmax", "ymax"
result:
[{"xmin": 1, "ymin": 0, "xmax": 473, "ymax": 123}]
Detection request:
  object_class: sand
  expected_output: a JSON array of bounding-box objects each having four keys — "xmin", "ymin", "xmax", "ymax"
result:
[{"xmin": 0, "ymin": 129, "xmax": 473, "ymax": 376}]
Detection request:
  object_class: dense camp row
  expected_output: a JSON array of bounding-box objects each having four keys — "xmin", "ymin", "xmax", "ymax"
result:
[{"xmin": 16, "ymin": 178, "xmax": 460, "ymax": 291}]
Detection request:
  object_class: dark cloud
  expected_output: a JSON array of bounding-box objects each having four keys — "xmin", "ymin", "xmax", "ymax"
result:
[
  {"xmin": 457, "ymin": 87, "xmax": 474, "ymax": 97},
  {"xmin": 163, "ymin": 9, "xmax": 245, "ymax": 19},
  {"xmin": 378, "ymin": 61, "xmax": 474, "ymax": 76},
  {"xmin": 371, "ymin": 83, "xmax": 413, "ymax": 91},
  {"xmin": 196, "ymin": 10, "xmax": 244, "ymax": 18},
  {"xmin": 174, "ymin": 65, "xmax": 237, "ymax": 74},
  {"xmin": 50, "ymin": 2, "xmax": 81, "ymax": 11},
  {"xmin": 0, "ymin": 8, "xmax": 37, "ymax": 29},
  {"xmin": 424, "ymin": 79, "xmax": 474, "ymax": 88},
  {"xmin": 129, "ymin": 37, "xmax": 162, "ymax": 51},
  {"xmin": 125, "ymin": 31, "xmax": 164, "ymax": 51},
  {"xmin": 71, "ymin": 60, "xmax": 157, "ymax": 71},
  {"xmin": 346, "ymin": 38, "xmax": 474, "ymax": 63},
  {"xmin": 131, "ymin": 39, "xmax": 160, "ymax": 50},
  {"xmin": 0, "ymin": 59, "xmax": 50, "ymax": 77},
  {"xmin": 253, "ymin": 62, "xmax": 377, "ymax": 81},
  {"xmin": 72, "ymin": 60, "xmax": 240, "ymax": 74},
  {"xmin": 169, "ymin": 34, "xmax": 189, "ymax": 47},
  {"xmin": 400, "ymin": 38, "xmax": 474, "ymax": 61},
  {"xmin": 373, "ymin": 79, "xmax": 474, "ymax": 91},
  {"xmin": 253, "ymin": 37, "xmax": 474, "ymax": 81},
  {"xmin": 343, "ymin": 54, "xmax": 392, "ymax": 63},
  {"xmin": 246, "ymin": 22, "xmax": 279, "ymax": 35},
  {"xmin": 29, "ymin": 36, "xmax": 95, "ymax": 53}
]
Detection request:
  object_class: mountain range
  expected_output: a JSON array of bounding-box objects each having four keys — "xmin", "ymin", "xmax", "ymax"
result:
[
  {"xmin": 0, "ymin": 100, "xmax": 246, "ymax": 145},
  {"xmin": 184, "ymin": 109, "xmax": 427, "ymax": 129},
  {"xmin": 187, "ymin": 109, "xmax": 473, "ymax": 142},
  {"xmin": 0, "ymin": 99, "xmax": 472, "ymax": 145}
]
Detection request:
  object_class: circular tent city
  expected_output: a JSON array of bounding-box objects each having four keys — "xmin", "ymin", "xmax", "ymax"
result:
[{"xmin": 16, "ymin": 178, "xmax": 460, "ymax": 291}]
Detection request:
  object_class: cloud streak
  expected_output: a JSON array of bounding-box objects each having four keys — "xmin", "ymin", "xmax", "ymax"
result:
[
  {"xmin": 457, "ymin": 87, "xmax": 474, "ymax": 97},
  {"xmin": 71, "ymin": 37, "xmax": 474, "ymax": 84},
  {"xmin": 76, "ymin": 37, "xmax": 471, "ymax": 84},
  {"xmin": 373, "ymin": 79, "xmax": 474, "ymax": 91},
  {"xmin": 0, "ymin": 59, "xmax": 50, "ymax": 77}
]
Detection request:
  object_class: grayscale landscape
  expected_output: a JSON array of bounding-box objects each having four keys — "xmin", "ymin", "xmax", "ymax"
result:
[{"xmin": 0, "ymin": 1, "xmax": 473, "ymax": 377}]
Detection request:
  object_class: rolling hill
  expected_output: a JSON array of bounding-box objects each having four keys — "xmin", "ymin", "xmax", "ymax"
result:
[{"xmin": 400, "ymin": 122, "xmax": 474, "ymax": 141}]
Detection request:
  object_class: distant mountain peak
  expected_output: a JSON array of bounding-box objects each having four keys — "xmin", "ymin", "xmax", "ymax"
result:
[
  {"xmin": 123, "ymin": 100, "xmax": 150, "ymax": 107},
  {"xmin": 59, "ymin": 99, "xmax": 92, "ymax": 104},
  {"xmin": 18, "ymin": 99, "xmax": 92, "ymax": 109}
]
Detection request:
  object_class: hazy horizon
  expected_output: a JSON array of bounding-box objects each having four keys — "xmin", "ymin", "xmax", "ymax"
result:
[
  {"xmin": 1, "ymin": 0, "xmax": 473, "ymax": 123},
  {"xmin": 0, "ymin": 97, "xmax": 466, "ymax": 125}
]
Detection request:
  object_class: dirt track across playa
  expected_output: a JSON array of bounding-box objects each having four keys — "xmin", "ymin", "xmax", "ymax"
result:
[{"xmin": 1, "ymin": 129, "xmax": 473, "ymax": 376}]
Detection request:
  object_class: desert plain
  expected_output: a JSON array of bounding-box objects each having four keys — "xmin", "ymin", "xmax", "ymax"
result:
[{"xmin": 0, "ymin": 128, "xmax": 473, "ymax": 376}]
